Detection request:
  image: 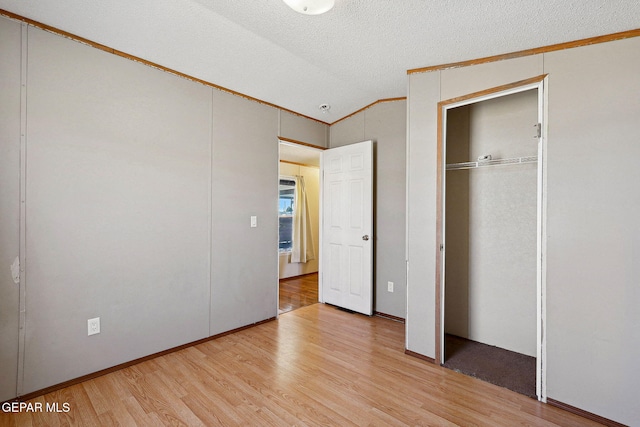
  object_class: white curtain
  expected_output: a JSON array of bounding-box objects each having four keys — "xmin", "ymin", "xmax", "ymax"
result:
[{"xmin": 291, "ymin": 176, "xmax": 315, "ymax": 263}]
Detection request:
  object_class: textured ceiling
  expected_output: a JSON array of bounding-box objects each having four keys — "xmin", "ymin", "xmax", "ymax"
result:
[{"xmin": 1, "ymin": 0, "xmax": 639, "ymax": 122}]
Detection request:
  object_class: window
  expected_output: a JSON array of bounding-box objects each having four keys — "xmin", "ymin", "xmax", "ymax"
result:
[{"xmin": 279, "ymin": 178, "xmax": 295, "ymax": 251}]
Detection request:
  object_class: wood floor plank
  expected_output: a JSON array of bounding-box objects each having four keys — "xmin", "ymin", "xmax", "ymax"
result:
[
  {"xmin": 13, "ymin": 396, "xmax": 44, "ymax": 427},
  {"xmin": 0, "ymin": 303, "xmax": 610, "ymax": 426},
  {"xmin": 279, "ymin": 272, "xmax": 318, "ymax": 313},
  {"xmin": 121, "ymin": 394, "xmax": 155, "ymax": 426},
  {"xmin": 67, "ymin": 385, "xmax": 101, "ymax": 426},
  {"xmin": 181, "ymin": 381, "xmax": 246, "ymax": 426}
]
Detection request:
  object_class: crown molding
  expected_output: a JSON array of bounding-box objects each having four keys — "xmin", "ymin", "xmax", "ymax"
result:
[{"xmin": 408, "ymin": 28, "xmax": 640, "ymax": 74}]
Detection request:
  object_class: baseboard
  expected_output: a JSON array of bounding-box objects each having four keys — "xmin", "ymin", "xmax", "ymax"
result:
[
  {"xmin": 547, "ymin": 398, "xmax": 628, "ymax": 427},
  {"xmin": 5, "ymin": 316, "xmax": 276, "ymax": 404},
  {"xmin": 405, "ymin": 349, "xmax": 436, "ymax": 364},
  {"xmin": 374, "ymin": 311, "xmax": 405, "ymax": 323}
]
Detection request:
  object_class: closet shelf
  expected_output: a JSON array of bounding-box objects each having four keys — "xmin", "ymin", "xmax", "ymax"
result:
[{"xmin": 446, "ymin": 156, "xmax": 538, "ymax": 171}]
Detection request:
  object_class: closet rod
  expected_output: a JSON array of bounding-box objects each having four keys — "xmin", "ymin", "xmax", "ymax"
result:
[{"xmin": 446, "ymin": 155, "xmax": 538, "ymax": 171}]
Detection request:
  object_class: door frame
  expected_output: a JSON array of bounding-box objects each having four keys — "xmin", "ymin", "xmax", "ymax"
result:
[
  {"xmin": 435, "ymin": 75, "xmax": 548, "ymax": 401},
  {"xmin": 276, "ymin": 138, "xmax": 325, "ymax": 317}
]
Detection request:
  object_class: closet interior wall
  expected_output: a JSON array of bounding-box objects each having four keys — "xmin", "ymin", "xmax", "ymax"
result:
[{"xmin": 444, "ymin": 89, "xmax": 538, "ymax": 357}]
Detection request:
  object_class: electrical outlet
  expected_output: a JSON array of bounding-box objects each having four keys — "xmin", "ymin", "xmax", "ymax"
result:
[
  {"xmin": 88, "ymin": 317, "xmax": 100, "ymax": 336},
  {"xmin": 387, "ymin": 281, "xmax": 394, "ymax": 292}
]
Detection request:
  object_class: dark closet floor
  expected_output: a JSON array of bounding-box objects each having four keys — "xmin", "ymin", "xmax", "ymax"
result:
[{"xmin": 443, "ymin": 334, "xmax": 537, "ymax": 398}]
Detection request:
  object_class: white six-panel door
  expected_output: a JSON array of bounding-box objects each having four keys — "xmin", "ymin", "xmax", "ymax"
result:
[{"xmin": 320, "ymin": 141, "xmax": 373, "ymax": 315}]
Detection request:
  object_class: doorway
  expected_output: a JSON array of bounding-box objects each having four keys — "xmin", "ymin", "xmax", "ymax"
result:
[
  {"xmin": 436, "ymin": 76, "xmax": 547, "ymax": 400},
  {"xmin": 278, "ymin": 141, "xmax": 322, "ymax": 314}
]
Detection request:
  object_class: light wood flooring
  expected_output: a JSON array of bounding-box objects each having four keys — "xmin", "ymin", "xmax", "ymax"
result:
[
  {"xmin": 279, "ymin": 272, "xmax": 318, "ymax": 314},
  {"xmin": 1, "ymin": 303, "xmax": 604, "ymax": 426}
]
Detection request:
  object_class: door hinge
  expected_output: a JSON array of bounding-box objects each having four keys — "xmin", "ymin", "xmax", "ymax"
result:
[
  {"xmin": 534, "ymin": 123, "xmax": 542, "ymax": 139},
  {"xmin": 440, "ymin": 244, "xmax": 444, "ymax": 252}
]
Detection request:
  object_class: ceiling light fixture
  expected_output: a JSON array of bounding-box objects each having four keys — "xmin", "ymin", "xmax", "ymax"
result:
[{"xmin": 283, "ymin": 0, "xmax": 335, "ymax": 15}]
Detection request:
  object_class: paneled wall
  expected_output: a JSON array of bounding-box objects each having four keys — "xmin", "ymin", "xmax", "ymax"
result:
[
  {"xmin": 0, "ymin": 16, "xmax": 327, "ymax": 400},
  {"xmin": 23, "ymin": 26, "xmax": 213, "ymax": 394},
  {"xmin": 407, "ymin": 36, "xmax": 640, "ymax": 425},
  {"xmin": 279, "ymin": 111, "xmax": 328, "ymax": 148},
  {"xmin": 209, "ymin": 90, "xmax": 279, "ymax": 336},
  {"xmin": 0, "ymin": 17, "xmax": 21, "ymax": 402},
  {"xmin": 543, "ymin": 38, "xmax": 640, "ymax": 425},
  {"xmin": 330, "ymin": 100, "xmax": 407, "ymax": 318}
]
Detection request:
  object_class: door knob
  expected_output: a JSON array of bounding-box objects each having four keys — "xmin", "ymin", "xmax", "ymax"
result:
[{"xmin": 362, "ymin": 235, "xmax": 369, "ymax": 241}]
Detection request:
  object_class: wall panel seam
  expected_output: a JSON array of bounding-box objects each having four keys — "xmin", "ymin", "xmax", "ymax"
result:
[{"xmin": 16, "ymin": 21, "xmax": 28, "ymax": 397}]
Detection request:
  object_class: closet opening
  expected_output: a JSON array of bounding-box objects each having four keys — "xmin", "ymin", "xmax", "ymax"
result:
[{"xmin": 436, "ymin": 76, "xmax": 547, "ymax": 401}]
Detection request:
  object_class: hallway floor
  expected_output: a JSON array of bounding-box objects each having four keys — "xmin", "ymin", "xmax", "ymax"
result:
[{"xmin": 278, "ymin": 272, "xmax": 318, "ymax": 314}]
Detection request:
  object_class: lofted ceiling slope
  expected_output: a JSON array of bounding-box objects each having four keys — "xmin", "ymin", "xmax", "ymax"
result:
[{"xmin": 1, "ymin": 0, "xmax": 639, "ymax": 122}]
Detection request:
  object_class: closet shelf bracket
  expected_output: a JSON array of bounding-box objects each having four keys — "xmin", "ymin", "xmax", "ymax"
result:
[{"xmin": 446, "ymin": 156, "xmax": 538, "ymax": 171}]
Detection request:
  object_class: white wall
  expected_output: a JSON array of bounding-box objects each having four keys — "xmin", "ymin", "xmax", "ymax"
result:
[
  {"xmin": 330, "ymin": 100, "xmax": 407, "ymax": 318},
  {"xmin": 407, "ymin": 37, "xmax": 640, "ymax": 425},
  {"xmin": 0, "ymin": 16, "xmax": 327, "ymax": 398},
  {"xmin": 278, "ymin": 162, "xmax": 320, "ymax": 279},
  {"xmin": 445, "ymin": 91, "xmax": 538, "ymax": 357}
]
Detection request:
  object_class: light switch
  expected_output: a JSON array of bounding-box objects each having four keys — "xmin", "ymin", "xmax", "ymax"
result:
[{"xmin": 250, "ymin": 216, "xmax": 257, "ymax": 228}]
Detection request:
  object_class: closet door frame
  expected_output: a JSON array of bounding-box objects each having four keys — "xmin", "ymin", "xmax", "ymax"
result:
[{"xmin": 435, "ymin": 75, "xmax": 548, "ymax": 401}]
